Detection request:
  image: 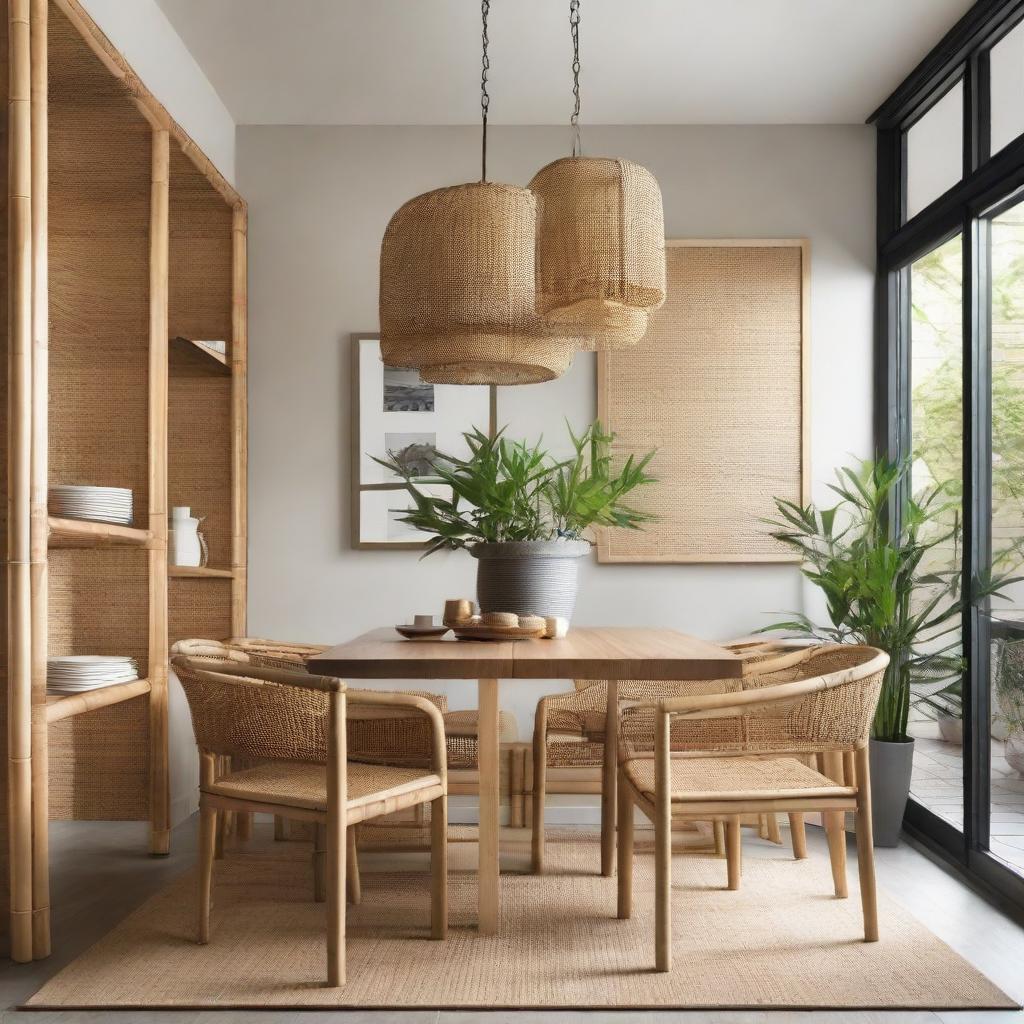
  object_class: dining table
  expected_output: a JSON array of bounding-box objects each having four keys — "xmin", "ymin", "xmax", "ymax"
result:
[{"xmin": 309, "ymin": 626, "xmax": 742, "ymax": 935}]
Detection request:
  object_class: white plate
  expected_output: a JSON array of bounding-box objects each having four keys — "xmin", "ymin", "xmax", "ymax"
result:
[{"xmin": 49, "ymin": 655, "xmax": 135, "ymax": 664}]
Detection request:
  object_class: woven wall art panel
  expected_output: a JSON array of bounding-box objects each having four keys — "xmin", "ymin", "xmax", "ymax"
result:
[{"xmin": 597, "ymin": 240, "xmax": 809, "ymax": 563}]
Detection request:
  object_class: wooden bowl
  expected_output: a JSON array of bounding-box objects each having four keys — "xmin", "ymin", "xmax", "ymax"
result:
[{"xmin": 395, "ymin": 624, "xmax": 450, "ymax": 642}]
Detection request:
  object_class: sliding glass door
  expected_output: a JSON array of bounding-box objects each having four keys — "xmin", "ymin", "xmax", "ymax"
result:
[
  {"xmin": 872, "ymin": 1, "xmax": 1024, "ymax": 910},
  {"xmin": 986, "ymin": 198, "xmax": 1024, "ymax": 875}
]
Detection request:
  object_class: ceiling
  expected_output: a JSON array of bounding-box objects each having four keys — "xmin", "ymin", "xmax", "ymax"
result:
[{"xmin": 155, "ymin": 0, "xmax": 973, "ymax": 126}]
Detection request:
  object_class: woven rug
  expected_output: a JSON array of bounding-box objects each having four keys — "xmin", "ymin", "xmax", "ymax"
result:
[{"xmin": 27, "ymin": 829, "xmax": 1016, "ymax": 1010}]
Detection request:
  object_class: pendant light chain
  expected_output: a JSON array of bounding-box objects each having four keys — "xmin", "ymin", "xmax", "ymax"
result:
[
  {"xmin": 481, "ymin": 0, "xmax": 491, "ymax": 181},
  {"xmin": 570, "ymin": 0, "xmax": 582, "ymax": 156}
]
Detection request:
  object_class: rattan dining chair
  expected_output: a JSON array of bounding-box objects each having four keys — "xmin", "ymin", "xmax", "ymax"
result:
[
  {"xmin": 173, "ymin": 638, "xmax": 525, "ymax": 849},
  {"xmin": 614, "ymin": 643, "xmax": 889, "ymax": 972},
  {"xmin": 530, "ymin": 640, "xmax": 820, "ymax": 872},
  {"xmin": 171, "ymin": 655, "xmax": 448, "ymax": 987}
]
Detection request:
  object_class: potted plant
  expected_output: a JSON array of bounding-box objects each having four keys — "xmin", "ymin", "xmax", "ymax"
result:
[
  {"xmin": 993, "ymin": 632, "xmax": 1024, "ymax": 775},
  {"xmin": 378, "ymin": 421, "xmax": 656, "ymax": 622},
  {"xmin": 914, "ymin": 674, "xmax": 962, "ymax": 746},
  {"xmin": 761, "ymin": 458, "xmax": 1015, "ymax": 846}
]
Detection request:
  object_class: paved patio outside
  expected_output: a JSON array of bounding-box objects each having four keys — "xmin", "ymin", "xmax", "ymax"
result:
[{"xmin": 911, "ymin": 721, "xmax": 1024, "ymax": 872}]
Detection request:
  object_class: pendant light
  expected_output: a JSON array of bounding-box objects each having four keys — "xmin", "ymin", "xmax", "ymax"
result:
[
  {"xmin": 529, "ymin": 0, "xmax": 666, "ymax": 350},
  {"xmin": 379, "ymin": 1, "xmax": 581, "ymax": 385}
]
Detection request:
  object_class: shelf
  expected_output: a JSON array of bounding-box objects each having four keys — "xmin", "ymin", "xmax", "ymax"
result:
[
  {"xmin": 45, "ymin": 678, "xmax": 152, "ymax": 725},
  {"xmin": 168, "ymin": 566, "xmax": 233, "ymax": 579},
  {"xmin": 48, "ymin": 516, "xmax": 152, "ymax": 549},
  {"xmin": 171, "ymin": 336, "xmax": 230, "ymax": 375}
]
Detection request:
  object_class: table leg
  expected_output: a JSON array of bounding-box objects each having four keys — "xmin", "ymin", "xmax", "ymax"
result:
[
  {"xmin": 477, "ymin": 677, "xmax": 500, "ymax": 934},
  {"xmin": 601, "ymin": 678, "xmax": 619, "ymax": 876}
]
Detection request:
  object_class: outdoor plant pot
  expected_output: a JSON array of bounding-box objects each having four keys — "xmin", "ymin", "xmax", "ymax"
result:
[
  {"xmin": 937, "ymin": 712, "xmax": 963, "ymax": 746},
  {"xmin": 471, "ymin": 539, "xmax": 590, "ymax": 621},
  {"xmin": 869, "ymin": 737, "xmax": 915, "ymax": 847}
]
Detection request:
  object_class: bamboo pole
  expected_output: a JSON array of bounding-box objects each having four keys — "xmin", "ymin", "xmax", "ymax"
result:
[
  {"xmin": 28, "ymin": 0, "xmax": 48, "ymax": 959},
  {"xmin": 230, "ymin": 206, "xmax": 247, "ymax": 638},
  {"xmin": 148, "ymin": 128, "xmax": 170, "ymax": 857},
  {"xmin": 45, "ymin": 677, "xmax": 151, "ymax": 725},
  {"xmin": 7, "ymin": 0, "xmax": 34, "ymax": 964}
]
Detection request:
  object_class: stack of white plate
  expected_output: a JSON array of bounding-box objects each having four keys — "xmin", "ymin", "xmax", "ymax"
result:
[
  {"xmin": 49, "ymin": 485, "xmax": 133, "ymax": 526},
  {"xmin": 47, "ymin": 656, "xmax": 139, "ymax": 694}
]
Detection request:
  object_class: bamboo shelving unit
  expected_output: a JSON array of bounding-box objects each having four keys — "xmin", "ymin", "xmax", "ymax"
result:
[{"xmin": 1, "ymin": 0, "xmax": 248, "ymax": 962}]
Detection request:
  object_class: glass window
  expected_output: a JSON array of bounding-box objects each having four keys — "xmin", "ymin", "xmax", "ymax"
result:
[
  {"xmin": 906, "ymin": 82, "xmax": 964, "ymax": 220},
  {"xmin": 907, "ymin": 234, "xmax": 964, "ymax": 832},
  {"xmin": 990, "ymin": 20, "xmax": 1024, "ymax": 155},
  {"xmin": 987, "ymin": 200, "xmax": 1024, "ymax": 875}
]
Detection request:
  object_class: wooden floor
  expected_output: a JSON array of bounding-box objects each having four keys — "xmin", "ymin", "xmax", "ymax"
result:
[{"xmin": 1, "ymin": 818, "xmax": 1022, "ymax": 1023}]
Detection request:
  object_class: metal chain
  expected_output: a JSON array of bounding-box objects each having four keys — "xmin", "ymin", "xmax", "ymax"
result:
[
  {"xmin": 570, "ymin": 0, "xmax": 582, "ymax": 156},
  {"xmin": 481, "ymin": 0, "xmax": 491, "ymax": 181}
]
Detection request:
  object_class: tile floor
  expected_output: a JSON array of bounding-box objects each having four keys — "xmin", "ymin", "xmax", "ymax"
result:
[
  {"xmin": 0, "ymin": 817, "xmax": 1022, "ymax": 1024},
  {"xmin": 911, "ymin": 727, "xmax": 1024, "ymax": 871}
]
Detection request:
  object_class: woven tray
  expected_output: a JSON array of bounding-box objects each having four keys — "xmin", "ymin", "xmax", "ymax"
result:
[{"xmin": 453, "ymin": 623, "xmax": 545, "ymax": 642}]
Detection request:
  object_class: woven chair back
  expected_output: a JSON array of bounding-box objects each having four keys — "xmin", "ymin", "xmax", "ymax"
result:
[
  {"xmin": 171, "ymin": 656, "xmax": 332, "ymax": 762},
  {"xmin": 170, "ymin": 639, "xmax": 447, "ymax": 768},
  {"xmin": 619, "ymin": 644, "xmax": 886, "ymax": 759}
]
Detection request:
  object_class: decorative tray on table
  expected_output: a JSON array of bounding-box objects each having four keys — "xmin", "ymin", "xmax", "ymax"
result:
[{"xmin": 451, "ymin": 623, "xmax": 545, "ymax": 642}]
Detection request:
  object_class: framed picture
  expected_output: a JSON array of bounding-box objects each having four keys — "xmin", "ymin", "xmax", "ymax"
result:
[{"xmin": 351, "ymin": 334, "xmax": 494, "ymax": 549}]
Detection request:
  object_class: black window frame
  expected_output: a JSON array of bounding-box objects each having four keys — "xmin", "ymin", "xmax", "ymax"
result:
[{"xmin": 872, "ymin": 0, "xmax": 1024, "ymax": 915}]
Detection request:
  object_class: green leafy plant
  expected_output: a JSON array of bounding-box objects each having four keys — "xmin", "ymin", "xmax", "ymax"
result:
[
  {"xmin": 375, "ymin": 421, "xmax": 657, "ymax": 557},
  {"xmin": 760, "ymin": 457, "xmax": 1016, "ymax": 742}
]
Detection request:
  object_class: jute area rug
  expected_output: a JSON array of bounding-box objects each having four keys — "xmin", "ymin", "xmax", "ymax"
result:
[{"xmin": 27, "ymin": 828, "xmax": 1016, "ymax": 1010}]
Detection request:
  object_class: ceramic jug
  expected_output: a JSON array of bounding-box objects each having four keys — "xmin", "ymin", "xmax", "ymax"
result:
[{"xmin": 170, "ymin": 506, "xmax": 208, "ymax": 568}]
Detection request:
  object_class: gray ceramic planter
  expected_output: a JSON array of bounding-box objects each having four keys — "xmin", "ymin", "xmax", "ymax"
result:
[
  {"xmin": 869, "ymin": 737, "xmax": 915, "ymax": 847},
  {"xmin": 471, "ymin": 539, "xmax": 590, "ymax": 621}
]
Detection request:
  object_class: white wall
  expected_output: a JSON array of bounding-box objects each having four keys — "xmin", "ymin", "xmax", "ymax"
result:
[
  {"xmin": 237, "ymin": 123, "xmax": 875, "ymax": 816},
  {"xmin": 79, "ymin": 0, "xmax": 236, "ymax": 184}
]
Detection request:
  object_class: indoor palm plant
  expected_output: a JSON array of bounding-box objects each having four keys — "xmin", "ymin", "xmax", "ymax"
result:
[
  {"xmin": 762, "ymin": 457, "xmax": 1015, "ymax": 845},
  {"xmin": 378, "ymin": 421, "xmax": 656, "ymax": 621}
]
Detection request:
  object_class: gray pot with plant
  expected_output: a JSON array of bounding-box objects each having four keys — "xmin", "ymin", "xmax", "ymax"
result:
[
  {"xmin": 377, "ymin": 421, "xmax": 656, "ymax": 625},
  {"xmin": 763, "ymin": 458, "xmax": 1013, "ymax": 847}
]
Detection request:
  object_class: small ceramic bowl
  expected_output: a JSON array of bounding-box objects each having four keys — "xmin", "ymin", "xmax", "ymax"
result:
[{"xmin": 395, "ymin": 623, "xmax": 450, "ymax": 642}]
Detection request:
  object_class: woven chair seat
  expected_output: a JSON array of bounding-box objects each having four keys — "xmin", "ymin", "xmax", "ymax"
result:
[
  {"xmin": 204, "ymin": 760, "xmax": 443, "ymax": 815},
  {"xmin": 443, "ymin": 709, "xmax": 518, "ymax": 770},
  {"xmin": 624, "ymin": 755, "xmax": 855, "ymax": 803}
]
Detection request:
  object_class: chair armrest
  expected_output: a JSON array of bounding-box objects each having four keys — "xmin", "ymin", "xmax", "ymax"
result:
[
  {"xmin": 171, "ymin": 654, "xmax": 345, "ymax": 693},
  {"xmin": 659, "ymin": 648, "xmax": 890, "ymax": 718},
  {"xmin": 347, "ymin": 689, "xmax": 447, "ymax": 780}
]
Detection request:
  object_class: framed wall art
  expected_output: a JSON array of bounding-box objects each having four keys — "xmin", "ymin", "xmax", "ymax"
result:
[
  {"xmin": 597, "ymin": 239, "xmax": 810, "ymax": 563},
  {"xmin": 351, "ymin": 333, "xmax": 495, "ymax": 549}
]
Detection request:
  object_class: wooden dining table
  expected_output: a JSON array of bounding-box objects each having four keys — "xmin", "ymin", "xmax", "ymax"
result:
[{"xmin": 309, "ymin": 626, "xmax": 741, "ymax": 934}]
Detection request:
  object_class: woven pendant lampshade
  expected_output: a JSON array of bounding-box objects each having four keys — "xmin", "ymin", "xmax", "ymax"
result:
[
  {"xmin": 529, "ymin": 155, "xmax": 666, "ymax": 350},
  {"xmin": 380, "ymin": 181, "xmax": 579, "ymax": 385}
]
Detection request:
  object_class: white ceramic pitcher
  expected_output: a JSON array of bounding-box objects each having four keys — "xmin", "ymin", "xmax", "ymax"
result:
[{"xmin": 170, "ymin": 506, "xmax": 208, "ymax": 568}]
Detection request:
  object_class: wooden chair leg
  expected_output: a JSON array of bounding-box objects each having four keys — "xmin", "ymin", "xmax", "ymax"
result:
[
  {"xmin": 197, "ymin": 802, "xmax": 216, "ymax": 944},
  {"xmin": 431, "ymin": 795, "xmax": 448, "ymax": 939},
  {"xmin": 274, "ymin": 815, "xmax": 286, "ymax": 841},
  {"xmin": 713, "ymin": 819, "xmax": 726, "ymax": 856},
  {"xmin": 413, "ymin": 803, "xmax": 426, "ymax": 827},
  {"xmin": 654, "ymin": 783, "xmax": 672, "ymax": 972},
  {"xmin": 214, "ymin": 805, "xmax": 226, "ymax": 860},
  {"xmin": 757, "ymin": 814, "xmax": 770, "ymax": 840},
  {"xmin": 726, "ymin": 815, "xmax": 742, "ymax": 891},
  {"xmin": 788, "ymin": 812, "xmax": 808, "ymax": 859},
  {"xmin": 616, "ymin": 772, "xmax": 633, "ymax": 920},
  {"xmin": 855, "ymin": 746, "xmax": 879, "ymax": 941},
  {"xmin": 822, "ymin": 750, "xmax": 848, "ymax": 898},
  {"xmin": 235, "ymin": 811, "xmax": 252, "ymax": 841},
  {"xmin": 765, "ymin": 812, "xmax": 782, "ymax": 845},
  {"xmin": 346, "ymin": 826, "xmax": 361, "ymax": 905},
  {"xmin": 531, "ymin": 735, "xmax": 546, "ymax": 874},
  {"xmin": 314, "ymin": 823, "xmax": 326, "ymax": 903},
  {"xmin": 326, "ymin": 815, "xmax": 345, "ymax": 987},
  {"xmin": 824, "ymin": 814, "xmax": 848, "ymax": 898}
]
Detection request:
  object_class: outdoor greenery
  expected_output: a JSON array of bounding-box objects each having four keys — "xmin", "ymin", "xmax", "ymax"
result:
[
  {"xmin": 375, "ymin": 421, "xmax": 657, "ymax": 556},
  {"xmin": 760, "ymin": 458, "xmax": 1015, "ymax": 742}
]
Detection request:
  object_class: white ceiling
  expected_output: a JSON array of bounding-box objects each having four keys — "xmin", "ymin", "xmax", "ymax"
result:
[{"xmin": 155, "ymin": 0, "xmax": 973, "ymax": 126}]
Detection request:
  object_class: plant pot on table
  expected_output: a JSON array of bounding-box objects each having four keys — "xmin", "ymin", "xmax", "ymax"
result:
[{"xmin": 471, "ymin": 539, "xmax": 590, "ymax": 622}]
